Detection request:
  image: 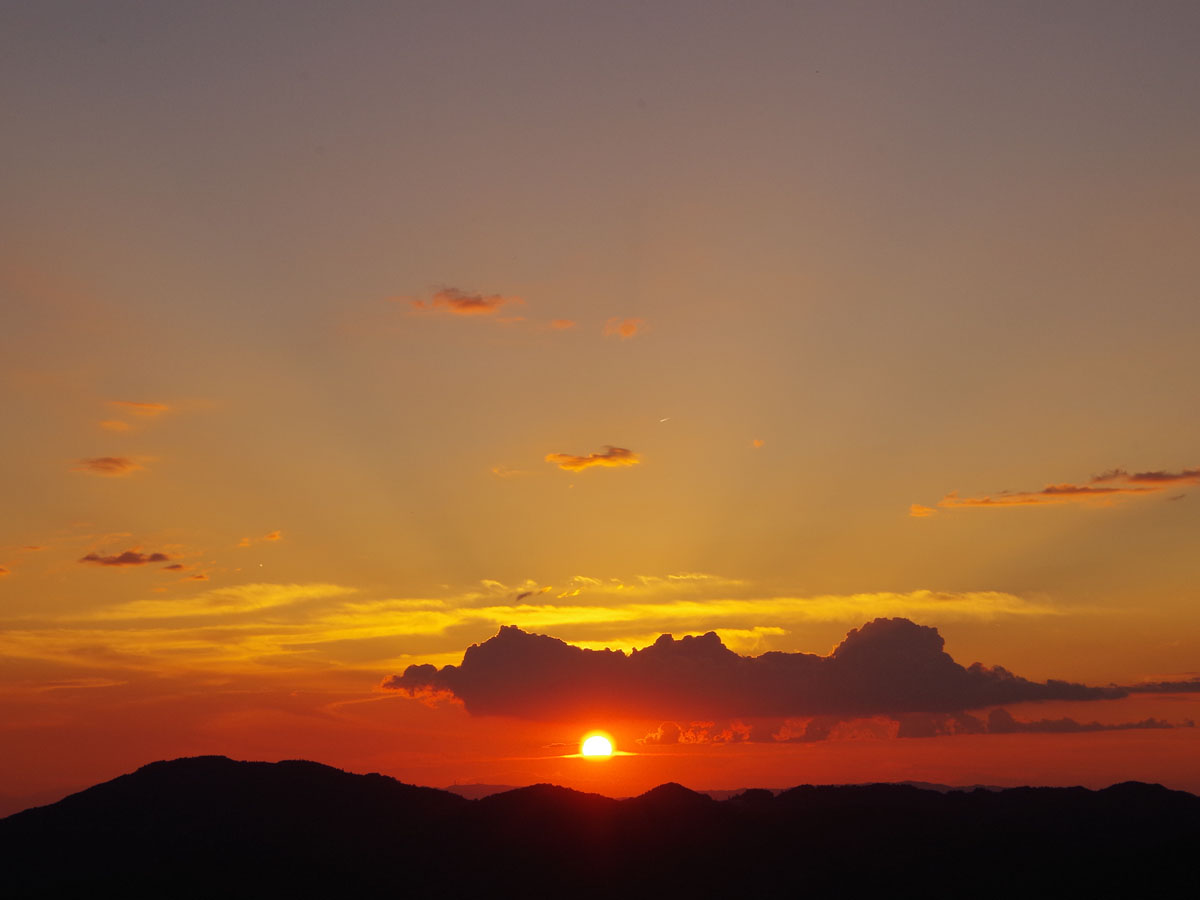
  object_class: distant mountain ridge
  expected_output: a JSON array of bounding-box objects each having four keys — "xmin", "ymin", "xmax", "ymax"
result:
[
  {"xmin": 442, "ymin": 779, "xmax": 1008, "ymax": 800},
  {"xmin": 4, "ymin": 756, "xmax": 1197, "ymax": 898}
]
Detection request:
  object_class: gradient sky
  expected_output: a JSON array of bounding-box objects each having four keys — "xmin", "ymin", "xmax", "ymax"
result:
[{"xmin": 3, "ymin": 1, "xmax": 1200, "ymax": 810}]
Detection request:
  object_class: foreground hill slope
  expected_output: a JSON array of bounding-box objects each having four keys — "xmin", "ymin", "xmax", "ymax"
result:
[{"xmin": 3, "ymin": 756, "xmax": 1197, "ymax": 898}]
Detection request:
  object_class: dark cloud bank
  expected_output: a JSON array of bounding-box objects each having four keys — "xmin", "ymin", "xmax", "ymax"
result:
[{"xmin": 381, "ymin": 618, "xmax": 1178, "ymax": 721}]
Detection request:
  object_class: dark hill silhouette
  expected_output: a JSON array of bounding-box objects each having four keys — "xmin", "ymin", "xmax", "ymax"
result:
[{"xmin": 3, "ymin": 757, "xmax": 1198, "ymax": 898}]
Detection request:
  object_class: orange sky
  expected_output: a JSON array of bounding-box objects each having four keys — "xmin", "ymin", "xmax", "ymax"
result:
[{"xmin": 3, "ymin": 2, "xmax": 1200, "ymax": 812}]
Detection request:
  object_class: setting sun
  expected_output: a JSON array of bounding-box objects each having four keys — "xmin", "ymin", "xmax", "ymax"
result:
[{"xmin": 581, "ymin": 734, "xmax": 614, "ymax": 757}]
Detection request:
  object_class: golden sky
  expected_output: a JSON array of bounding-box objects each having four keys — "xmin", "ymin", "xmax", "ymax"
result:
[{"xmin": 2, "ymin": 1, "xmax": 1199, "ymax": 808}]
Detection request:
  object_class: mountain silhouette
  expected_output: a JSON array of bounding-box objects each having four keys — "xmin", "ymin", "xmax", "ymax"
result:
[{"xmin": 3, "ymin": 756, "xmax": 1197, "ymax": 898}]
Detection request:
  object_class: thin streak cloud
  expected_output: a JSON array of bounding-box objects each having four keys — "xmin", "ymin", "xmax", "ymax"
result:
[{"xmin": 72, "ymin": 457, "xmax": 145, "ymax": 477}]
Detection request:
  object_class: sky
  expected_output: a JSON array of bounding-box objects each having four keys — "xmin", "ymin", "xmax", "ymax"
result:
[{"xmin": 2, "ymin": 1, "xmax": 1200, "ymax": 812}]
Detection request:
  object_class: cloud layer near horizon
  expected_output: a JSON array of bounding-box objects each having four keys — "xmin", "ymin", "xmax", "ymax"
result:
[{"xmin": 383, "ymin": 619, "xmax": 1125, "ymax": 720}]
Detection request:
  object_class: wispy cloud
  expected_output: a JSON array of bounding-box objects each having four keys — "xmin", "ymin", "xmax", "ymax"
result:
[
  {"xmin": 490, "ymin": 465, "xmax": 527, "ymax": 478},
  {"xmin": 99, "ymin": 420, "xmax": 131, "ymax": 432},
  {"xmin": 920, "ymin": 466, "xmax": 1199, "ymax": 511},
  {"xmin": 0, "ymin": 567, "xmax": 9, "ymax": 577},
  {"xmin": 109, "ymin": 400, "xmax": 170, "ymax": 416},
  {"xmin": 79, "ymin": 550, "xmax": 171, "ymax": 567},
  {"xmin": 408, "ymin": 288, "xmax": 525, "ymax": 317},
  {"xmin": 909, "ymin": 504, "xmax": 937, "ymax": 518},
  {"xmin": 603, "ymin": 317, "xmax": 644, "ymax": 339},
  {"xmin": 72, "ymin": 457, "xmax": 145, "ymax": 477},
  {"xmin": 545, "ymin": 446, "xmax": 640, "ymax": 472},
  {"xmin": 238, "ymin": 530, "xmax": 283, "ymax": 548},
  {"xmin": 549, "ymin": 319, "xmax": 576, "ymax": 330}
]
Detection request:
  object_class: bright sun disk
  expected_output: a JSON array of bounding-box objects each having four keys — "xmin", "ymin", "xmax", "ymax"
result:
[{"xmin": 581, "ymin": 734, "xmax": 614, "ymax": 757}]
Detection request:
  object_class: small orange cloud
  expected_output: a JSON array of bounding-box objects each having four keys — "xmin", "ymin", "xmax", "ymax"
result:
[
  {"xmin": 238, "ymin": 530, "xmax": 283, "ymax": 547},
  {"xmin": 909, "ymin": 504, "xmax": 937, "ymax": 518},
  {"xmin": 99, "ymin": 420, "xmax": 131, "ymax": 432},
  {"xmin": 163, "ymin": 563, "xmax": 186, "ymax": 571},
  {"xmin": 752, "ymin": 439, "xmax": 765, "ymax": 449},
  {"xmin": 109, "ymin": 400, "xmax": 170, "ymax": 417},
  {"xmin": 188, "ymin": 573, "xmax": 210, "ymax": 581},
  {"xmin": 549, "ymin": 319, "xmax": 576, "ymax": 330},
  {"xmin": 545, "ymin": 446, "xmax": 641, "ymax": 472},
  {"xmin": 603, "ymin": 317, "xmax": 644, "ymax": 339},
  {"xmin": 80, "ymin": 550, "xmax": 171, "ymax": 567},
  {"xmin": 408, "ymin": 288, "xmax": 525, "ymax": 317},
  {"xmin": 0, "ymin": 566, "xmax": 9, "ymax": 576},
  {"xmin": 72, "ymin": 457, "xmax": 145, "ymax": 477}
]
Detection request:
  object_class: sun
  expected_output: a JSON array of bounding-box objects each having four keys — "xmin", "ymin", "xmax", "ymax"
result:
[{"xmin": 580, "ymin": 734, "xmax": 614, "ymax": 757}]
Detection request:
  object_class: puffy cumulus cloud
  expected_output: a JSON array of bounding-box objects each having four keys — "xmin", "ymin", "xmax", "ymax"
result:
[
  {"xmin": 72, "ymin": 456, "xmax": 145, "ymax": 477},
  {"xmin": 923, "ymin": 465, "xmax": 1199, "ymax": 511},
  {"xmin": 545, "ymin": 446, "xmax": 640, "ymax": 472},
  {"xmin": 638, "ymin": 720, "xmax": 754, "ymax": 745},
  {"xmin": 408, "ymin": 288, "xmax": 525, "ymax": 317},
  {"xmin": 381, "ymin": 619, "xmax": 1125, "ymax": 720},
  {"xmin": 79, "ymin": 550, "xmax": 171, "ymax": 567},
  {"xmin": 108, "ymin": 400, "xmax": 170, "ymax": 417},
  {"xmin": 603, "ymin": 317, "xmax": 644, "ymax": 339}
]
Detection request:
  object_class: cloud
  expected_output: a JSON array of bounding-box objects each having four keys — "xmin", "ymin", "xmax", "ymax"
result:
[
  {"xmin": 909, "ymin": 504, "xmax": 937, "ymax": 518},
  {"xmin": 545, "ymin": 446, "xmax": 640, "ymax": 472},
  {"xmin": 549, "ymin": 319, "xmax": 576, "ymax": 330},
  {"xmin": 108, "ymin": 401, "xmax": 170, "ymax": 417},
  {"xmin": 188, "ymin": 573, "xmax": 209, "ymax": 581},
  {"xmin": 984, "ymin": 708, "xmax": 1175, "ymax": 734},
  {"xmin": 1092, "ymin": 467, "xmax": 1200, "ymax": 485},
  {"xmin": 81, "ymin": 582, "xmax": 357, "ymax": 621},
  {"xmin": 1124, "ymin": 677, "xmax": 1200, "ymax": 694},
  {"xmin": 238, "ymin": 530, "xmax": 283, "ymax": 548},
  {"xmin": 635, "ymin": 708, "xmax": 1185, "ymax": 744},
  {"xmin": 603, "ymin": 317, "xmax": 644, "ymax": 339},
  {"xmin": 923, "ymin": 465, "xmax": 1199, "ymax": 511},
  {"xmin": 408, "ymin": 288, "xmax": 525, "ymax": 317},
  {"xmin": 751, "ymin": 439, "xmax": 765, "ymax": 449},
  {"xmin": 99, "ymin": 420, "xmax": 131, "ymax": 432},
  {"xmin": 0, "ymin": 567, "xmax": 9, "ymax": 577},
  {"xmin": 72, "ymin": 457, "xmax": 145, "ymax": 477},
  {"xmin": 382, "ymin": 619, "xmax": 1125, "ymax": 720},
  {"xmin": 490, "ymin": 465, "xmax": 526, "ymax": 478},
  {"xmin": 163, "ymin": 564, "xmax": 186, "ymax": 571},
  {"xmin": 79, "ymin": 550, "xmax": 171, "ymax": 567}
]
